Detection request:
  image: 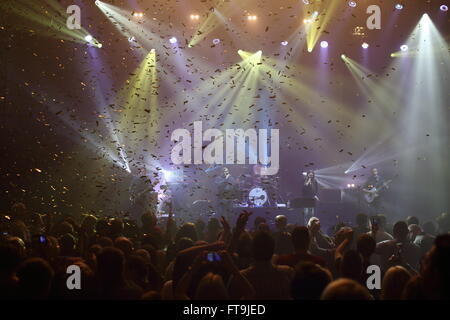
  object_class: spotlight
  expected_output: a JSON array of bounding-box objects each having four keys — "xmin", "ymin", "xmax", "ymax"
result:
[
  {"xmin": 212, "ymin": 38, "xmax": 221, "ymax": 45},
  {"xmin": 348, "ymin": 1, "xmax": 357, "ymax": 8},
  {"xmin": 320, "ymin": 40, "xmax": 328, "ymax": 48},
  {"xmin": 150, "ymin": 48, "xmax": 155, "ymax": 53},
  {"xmin": 302, "ymin": 0, "xmax": 310, "ymax": 4},
  {"xmin": 237, "ymin": 49, "xmax": 243, "ymax": 54},
  {"xmin": 84, "ymin": 35, "xmax": 93, "ymax": 43},
  {"xmin": 362, "ymin": 42, "xmax": 369, "ymax": 49},
  {"xmin": 347, "ymin": 184, "xmax": 351, "ymax": 188},
  {"xmin": 395, "ymin": 4, "xmax": 403, "ymax": 10},
  {"xmin": 97, "ymin": 43, "xmax": 102, "ymax": 48},
  {"xmin": 341, "ymin": 54, "xmax": 347, "ymax": 59},
  {"xmin": 400, "ymin": 44, "xmax": 408, "ymax": 51},
  {"xmin": 281, "ymin": 41, "xmax": 288, "ymax": 46},
  {"xmin": 247, "ymin": 15, "xmax": 257, "ymax": 21},
  {"xmin": 302, "ymin": 172, "xmax": 307, "ymax": 176},
  {"xmin": 303, "ymin": 18, "xmax": 312, "ymax": 24},
  {"xmin": 440, "ymin": 5, "xmax": 448, "ymax": 12},
  {"xmin": 169, "ymin": 37, "xmax": 178, "ymax": 44},
  {"xmin": 95, "ymin": 0, "xmax": 100, "ymax": 6},
  {"xmin": 133, "ymin": 12, "xmax": 144, "ymax": 18},
  {"xmin": 190, "ymin": 14, "xmax": 200, "ymax": 20},
  {"xmin": 162, "ymin": 170, "xmax": 174, "ymax": 182}
]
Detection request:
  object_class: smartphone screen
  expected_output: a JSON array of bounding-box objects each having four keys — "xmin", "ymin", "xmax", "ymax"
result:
[{"xmin": 207, "ymin": 252, "xmax": 221, "ymax": 262}]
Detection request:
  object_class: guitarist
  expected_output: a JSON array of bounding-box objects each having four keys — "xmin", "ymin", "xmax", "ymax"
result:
[{"xmin": 362, "ymin": 168, "xmax": 387, "ymax": 215}]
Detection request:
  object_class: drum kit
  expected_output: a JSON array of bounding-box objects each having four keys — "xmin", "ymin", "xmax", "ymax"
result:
[
  {"xmin": 180, "ymin": 164, "xmax": 284, "ymax": 212},
  {"xmin": 235, "ymin": 172, "xmax": 281, "ymax": 208}
]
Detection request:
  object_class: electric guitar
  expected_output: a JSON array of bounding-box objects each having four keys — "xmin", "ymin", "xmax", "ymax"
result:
[{"xmin": 363, "ymin": 180, "xmax": 392, "ymax": 203}]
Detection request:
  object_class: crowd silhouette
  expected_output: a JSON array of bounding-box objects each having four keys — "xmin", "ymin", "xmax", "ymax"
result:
[{"xmin": 1, "ymin": 202, "xmax": 449, "ymax": 300}]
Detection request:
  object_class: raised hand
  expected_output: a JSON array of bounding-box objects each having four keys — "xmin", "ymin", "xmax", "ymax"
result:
[
  {"xmin": 220, "ymin": 216, "xmax": 231, "ymax": 233},
  {"xmin": 236, "ymin": 210, "xmax": 252, "ymax": 232}
]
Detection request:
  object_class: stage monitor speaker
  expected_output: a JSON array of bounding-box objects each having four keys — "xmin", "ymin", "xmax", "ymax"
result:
[
  {"xmin": 290, "ymin": 197, "xmax": 316, "ymax": 209},
  {"xmin": 318, "ymin": 188, "xmax": 342, "ymax": 203}
]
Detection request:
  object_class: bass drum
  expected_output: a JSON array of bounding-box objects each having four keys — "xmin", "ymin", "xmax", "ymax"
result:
[{"xmin": 248, "ymin": 187, "xmax": 268, "ymax": 207}]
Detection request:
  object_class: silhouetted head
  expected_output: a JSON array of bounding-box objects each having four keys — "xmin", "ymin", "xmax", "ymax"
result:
[
  {"xmin": 291, "ymin": 226, "xmax": 310, "ymax": 251},
  {"xmin": 17, "ymin": 258, "xmax": 54, "ymax": 299},
  {"xmin": 291, "ymin": 262, "xmax": 332, "ymax": 300},
  {"xmin": 393, "ymin": 221, "xmax": 409, "ymax": 241},
  {"xmin": 194, "ymin": 272, "xmax": 229, "ymax": 300},
  {"xmin": 176, "ymin": 223, "xmax": 198, "ymax": 242},
  {"xmin": 321, "ymin": 278, "xmax": 372, "ymax": 300},
  {"xmin": 114, "ymin": 236, "xmax": 134, "ymax": 257},
  {"xmin": 406, "ymin": 216, "xmax": 419, "ymax": 227},
  {"xmin": 96, "ymin": 247, "xmax": 125, "ymax": 282},
  {"xmin": 252, "ymin": 231, "xmax": 275, "ymax": 262},
  {"xmin": 357, "ymin": 234, "xmax": 376, "ymax": 259},
  {"xmin": 381, "ymin": 266, "xmax": 411, "ymax": 300},
  {"xmin": 275, "ymin": 215, "xmax": 288, "ymax": 230}
]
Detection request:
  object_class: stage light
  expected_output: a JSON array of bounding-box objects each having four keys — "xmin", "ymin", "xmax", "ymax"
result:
[
  {"xmin": 212, "ymin": 38, "xmax": 221, "ymax": 45},
  {"xmin": 302, "ymin": 0, "xmax": 310, "ymax": 4},
  {"xmin": 440, "ymin": 5, "xmax": 448, "ymax": 12},
  {"xmin": 303, "ymin": 18, "xmax": 312, "ymax": 24},
  {"xmin": 169, "ymin": 37, "xmax": 178, "ymax": 44},
  {"xmin": 341, "ymin": 54, "xmax": 347, "ymax": 59},
  {"xmin": 348, "ymin": 1, "xmax": 357, "ymax": 8},
  {"xmin": 150, "ymin": 48, "xmax": 155, "ymax": 53},
  {"xmin": 162, "ymin": 170, "xmax": 174, "ymax": 181},
  {"xmin": 400, "ymin": 44, "xmax": 408, "ymax": 51},
  {"xmin": 84, "ymin": 35, "xmax": 93, "ymax": 42},
  {"xmin": 281, "ymin": 41, "xmax": 288, "ymax": 46},
  {"xmin": 347, "ymin": 184, "xmax": 351, "ymax": 188},
  {"xmin": 248, "ymin": 15, "xmax": 257, "ymax": 21},
  {"xmin": 395, "ymin": 4, "xmax": 403, "ymax": 10},
  {"xmin": 97, "ymin": 43, "xmax": 102, "ymax": 48},
  {"xmin": 302, "ymin": 172, "xmax": 307, "ymax": 176},
  {"xmin": 320, "ymin": 41, "xmax": 328, "ymax": 48},
  {"xmin": 190, "ymin": 14, "xmax": 200, "ymax": 20},
  {"xmin": 133, "ymin": 12, "xmax": 144, "ymax": 18},
  {"xmin": 362, "ymin": 42, "xmax": 369, "ymax": 49},
  {"xmin": 237, "ymin": 49, "xmax": 243, "ymax": 54},
  {"xmin": 95, "ymin": 0, "xmax": 100, "ymax": 6}
]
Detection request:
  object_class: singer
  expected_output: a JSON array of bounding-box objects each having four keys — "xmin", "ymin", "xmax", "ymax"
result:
[{"xmin": 302, "ymin": 170, "xmax": 319, "ymax": 225}]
